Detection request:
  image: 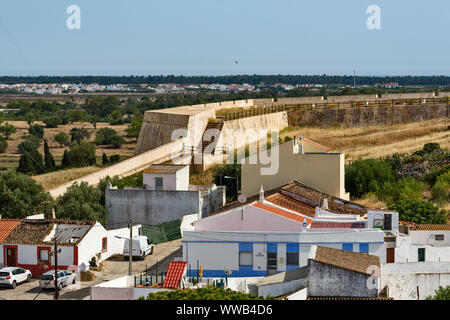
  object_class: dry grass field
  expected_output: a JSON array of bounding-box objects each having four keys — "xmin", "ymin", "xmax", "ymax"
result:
[
  {"xmin": 0, "ymin": 121, "xmax": 137, "ymax": 169},
  {"xmin": 280, "ymin": 118, "xmax": 450, "ymax": 162},
  {"xmin": 32, "ymin": 166, "xmax": 103, "ymax": 191}
]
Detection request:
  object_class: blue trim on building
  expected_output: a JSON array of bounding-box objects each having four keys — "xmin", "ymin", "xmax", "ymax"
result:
[
  {"xmin": 359, "ymin": 243, "xmax": 369, "ymax": 253},
  {"xmin": 342, "ymin": 243, "xmax": 354, "ymax": 251},
  {"xmin": 239, "ymin": 242, "xmax": 253, "ymax": 252},
  {"xmin": 267, "ymin": 243, "xmax": 277, "ymax": 252},
  {"xmin": 286, "ymin": 243, "xmax": 300, "ymax": 253},
  {"xmin": 188, "ymin": 268, "xmax": 267, "ymax": 278},
  {"xmin": 182, "ymin": 240, "xmax": 384, "ymax": 244}
]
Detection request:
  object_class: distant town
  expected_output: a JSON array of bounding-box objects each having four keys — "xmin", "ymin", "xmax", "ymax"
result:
[{"xmin": 0, "ymin": 81, "xmax": 403, "ymax": 95}]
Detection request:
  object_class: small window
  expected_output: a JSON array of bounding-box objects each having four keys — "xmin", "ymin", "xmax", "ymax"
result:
[
  {"xmin": 239, "ymin": 252, "xmax": 253, "ymax": 266},
  {"xmin": 39, "ymin": 249, "xmax": 49, "ymax": 262},
  {"xmin": 155, "ymin": 177, "xmax": 163, "ymax": 190},
  {"xmin": 359, "ymin": 243, "xmax": 369, "ymax": 253},
  {"xmin": 435, "ymin": 234, "xmax": 445, "ymax": 241},
  {"xmin": 418, "ymin": 248, "xmax": 425, "ymax": 262},
  {"xmin": 58, "ymin": 271, "xmax": 65, "ymax": 278},
  {"xmin": 102, "ymin": 237, "xmax": 108, "ymax": 252},
  {"xmin": 286, "ymin": 252, "xmax": 299, "ymax": 265}
]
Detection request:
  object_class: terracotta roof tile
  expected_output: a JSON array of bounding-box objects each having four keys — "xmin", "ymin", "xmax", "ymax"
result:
[
  {"xmin": 311, "ymin": 246, "xmax": 380, "ymax": 276},
  {"xmin": 4, "ymin": 219, "xmax": 95, "ymax": 245},
  {"xmin": 310, "ymin": 221, "xmax": 366, "ymax": 229},
  {"xmin": 412, "ymin": 224, "xmax": 450, "ymax": 231},
  {"xmin": 214, "ymin": 180, "xmax": 367, "ymax": 217},
  {"xmin": 266, "ymin": 193, "xmax": 316, "ymax": 217},
  {"xmin": 0, "ymin": 219, "xmax": 21, "ymax": 242},
  {"xmin": 163, "ymin": 261, "xmax": 187, "ymax": 289}
]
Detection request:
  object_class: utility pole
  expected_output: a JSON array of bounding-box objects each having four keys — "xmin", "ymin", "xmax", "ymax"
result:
[
  {"xmin": 54, "ymin": 224, "xmax": 59, "ymax": 300},
  {"xmin": 353, "ymin": 70, "xmax": 356, "ymax": 88},
  {"xmin": 128, "ymin": 219, "xmax": 133, "ymax": 276}
]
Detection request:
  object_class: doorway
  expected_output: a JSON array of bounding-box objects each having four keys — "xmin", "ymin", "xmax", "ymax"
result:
[
  {"xmin": 267, "ymin": 252, "xmax": 277, "ymax": 276},
  {"xmin": 5, "ymin": 247, "xmax": 17, "ymax": 267},
  {"xmin": 386, "ymin": 248, "xmax": 395, "ymax": 263}
]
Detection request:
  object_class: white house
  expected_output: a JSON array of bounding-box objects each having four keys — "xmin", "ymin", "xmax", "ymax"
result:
[
  {"xmin": 181, "ymin": 181, "xmax": 390, "ymax": 278},
  {"xmin": 1, "ymin": 219, "xmax": 141, "ymax": 276}
]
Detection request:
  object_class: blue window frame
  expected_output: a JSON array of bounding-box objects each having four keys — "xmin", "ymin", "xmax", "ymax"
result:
[
  {"xmin": 359, "ymin": 243, "xmax": 369, "ymax": 253},
  {"xmin": 342, "ymin": 243, "xmax": 353, "ymax": 252},
  {"xmin": 286, "ymin": 243, "xmax": 299, "ymax": 253}
]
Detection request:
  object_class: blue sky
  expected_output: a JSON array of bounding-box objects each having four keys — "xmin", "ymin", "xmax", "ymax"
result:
[{"xmin": 0, "ymin": 0, "xmax": 449, "ymax": 76}]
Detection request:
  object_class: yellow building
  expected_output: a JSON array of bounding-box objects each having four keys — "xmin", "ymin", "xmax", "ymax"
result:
[{"xmin": 241, "ymin": 136, "xmax": 350, "ymax": 201}]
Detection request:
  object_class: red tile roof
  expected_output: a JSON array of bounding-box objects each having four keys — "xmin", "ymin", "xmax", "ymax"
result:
[
  {"xmin": 0, "ymin": 219, "xmax": 21, "ymax": 242},
  {"xmin": 252, "ymin": 202, "xmax": 313, "ymax": 225},
  {"xmin": 310, "ymin": 221, "xmax": 366, "ymax": 229},
  {"xmin": 412, "ymin": 224, "xmax": 450, "ymax": 231},
  {"xmin": 163, "ymin": 261, "xmax": 187, "ymax": 289},
  {"xmin": 266, "ymin": 193, "xmax": 316, "ymax": 217}
]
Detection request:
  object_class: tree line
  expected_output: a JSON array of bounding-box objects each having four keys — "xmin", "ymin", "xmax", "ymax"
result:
[{"xmin": 1, "ymin": 75, "xmax": 450, "ymax": 86}]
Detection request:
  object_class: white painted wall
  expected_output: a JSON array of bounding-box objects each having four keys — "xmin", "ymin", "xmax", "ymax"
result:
[
  {"xmin": 184, "ymin": 242, "xmax": 239, "ymax": 271},
  {"xmin": 381, "ymin": 262, "xmax": 450, "ymax": 300},
  {"xmin": 396, "ymin": 233, "xmax": 450, "ymax": 263},
  {"xmin": 19, "ymin": 245, "xmax": 38, "ymax": 265},
  {"xmin": 143, "ymin": 167, "xmax": 189, "ymax": 191},
  {"xmin": 277, "ymin": 243, "xmax": 286, "ymax": 272}
]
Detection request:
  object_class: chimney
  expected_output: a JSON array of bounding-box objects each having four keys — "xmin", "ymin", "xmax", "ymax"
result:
[
  {"xmin": 259, "ymin": 185, "xmax": 265, "ymax": 204},
  {"xmin": 299, "ymin": 135, "xmax": 305, "ymax": 155},
  {"xmin": 322, "ymin": 198, "xmax": 328, "ymax": 210}
]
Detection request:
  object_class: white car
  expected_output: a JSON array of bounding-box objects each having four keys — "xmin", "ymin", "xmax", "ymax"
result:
[
  {"xmin": 0, "ymin": 267, "xmax": 32, "ymax": 289},
  {"xmin": 123, "ymin": 235, "xmax": 153, "ymax": 260},
  {"xmin": 39, "ymin": 270, "xmax": 77, "ymax": 290}
]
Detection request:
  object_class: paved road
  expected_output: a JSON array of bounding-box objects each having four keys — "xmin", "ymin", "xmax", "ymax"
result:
[{"xmin": 0, "ymin": 239, "xmax": 182, "ymax": 300}]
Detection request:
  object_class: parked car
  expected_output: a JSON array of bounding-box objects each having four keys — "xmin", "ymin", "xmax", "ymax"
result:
[
  {"xmin": 0, "ymin": 267, "xmax": 32, "ymax": 289},
  {"xmin": 123, "ymin": 235, "xmax": 153, "ymax": 260},
  {"xmin": 39, "ymin": 270, "xmax": 77, "ymax": 290}
]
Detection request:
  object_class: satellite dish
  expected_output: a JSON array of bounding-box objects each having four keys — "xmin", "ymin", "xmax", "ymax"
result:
[
  {"xmin": 224, "ymin": 267, "xmax": 232, "ymax": 276},
  {"xmin": 238, "ymin": 194, "xmax": 247, "ymax": 203}
]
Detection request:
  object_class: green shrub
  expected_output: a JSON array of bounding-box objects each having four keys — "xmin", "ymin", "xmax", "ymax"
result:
[
  {"xmin": 43, "ymin": 116, "xmax": 61, "ymax": 128},
  {"xmin": 18, "ymin": 135, "xmax": 41, "ymax": 154},
  {"xmin": 345, "ymin": 159, "xmax": 396, "ymax": 198},
  {"xmin": 437, "ymin": 170, "xmax": 450, "ymax": 187},
  {"xmin": 0, "ymin": 138, "xmax": 7, "ymax": 153},
  {"xmin": 67, "ymin": 141, "xmax": 97, "ymax": 168},
  {"xmin": 70, "ymin": 127, "xmax": 91, "ymax": 143},
  {"xmin": 376, "ymin": 177, "xmax": 424, "ymax": 206},
  {"xmin": 28, "ymin": 124, "xmax": 44, "ymax": 139},
  {"xmin": 140, "ymin": 286, "xmax": 274, "ymax": 300},
  {"xmin": 109, "ymin": 154, "xmax": 120, "ymax": 164},
  {"xmin": 389, "ymin": 199, "xmax": 447, "ymax": 224},
  {"xmin": 426, "ymin": 286, "xmax": 450, "ymax": 300},
  {"xmin": 423, "ymin": 142, "xmax": 441, "ymax": 153},
  {"xmin": 432, "ymin": 182, "xmax": 449, "ymax": 206},
  {"xmin": 95, "ymin": 127, "xmax": 118, "ymax": 145}
]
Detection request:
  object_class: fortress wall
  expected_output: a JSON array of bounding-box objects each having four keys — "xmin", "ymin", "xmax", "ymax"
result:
[
  {"xmin": 288, "ymin": 103, "xmax": 449, "ymax": 128},
  {"xmin": 49, "ymin": 140, "xmax": 184, "ymax": 198},
  {"xmin": 214, "ymin": 111, "xmax": 289, "ymax": 153}
]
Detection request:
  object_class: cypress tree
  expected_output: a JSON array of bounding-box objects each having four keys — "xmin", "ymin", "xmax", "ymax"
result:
[
  {"xmin": 17, "ymin": 153, "xmax": 35, "ymax": 174},
  {"xmin": 61, "ymin": 149, "xmax": 71, "ymax": 167},
  {"xmin": 102, "ymin": 152, "xmax": 109, "ymax": 166},
  {"xmin": 44, "ymin": 139, "xmax": 55, "ymax": 170}
]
